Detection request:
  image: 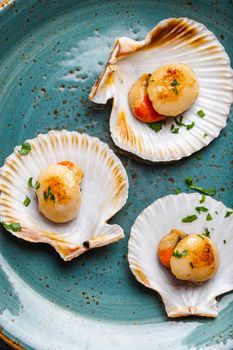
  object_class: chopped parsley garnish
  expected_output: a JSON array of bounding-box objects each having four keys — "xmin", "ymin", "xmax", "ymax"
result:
[
  {"xmin": 23, "ymin": 196, "xmax": 31, "ymax": 207},
  {"xmin": 185, "ymin": 176, "xmax": 193, "ymax": 186},
  {"xmin": 175, "ymin": 116, "xmax": 186, "ymax": 127},
  {"xmin": 204, "ymin": 133, "xmax": 208, "ymax": 138},
  {"xmin": 2, "ymin": 222, "xmax": 21, "ymax": 232},
  {"xmin": 186, "ymin": 121, "xmax": 195, "ymax": 130},
  {"xmin": 171, "ymin": 80, "xmax": 180, "ymax": 94},
  {"xmin": 174, "ymin": 188, "xmax": 181, "ymax": 194},
  {"xmin": 206, "ymin": 213, "xmax": 213, "ymax": 221},
  {"xmin": 43, "ymin": 186, "xmax": 55, "ymax": 202},
  {"xmin": 199, "ymin": 195, "xmax": 206, "ymax": 204},
  {"xmin": 225, "ymin": 211, "xmax": 233, "ymax": 218},
  {"xmin": 148, "ymin": 121, "xmax": 164, "ymax": 133},
  {"xmin": 171, "ymin": 124, "xmax": 179, "ymax": 134},
  {"xmin": 18, "ymin": 142, "xmax": 31, "ymax": 155},
  {"xmin": 182, "ymin": 214, "xmax": 197, "ymax": 223},
  {"xmin": 174, "ymin": 116, "xmax": 195, "ymax": 131},
  {"xmin": 185, "ymin": 176, "xmax": 216, "ymax": 196},
  {"xmin": 223, "ymin": 239, "xmax": 226, "ymax": 244},
  {"xmin": 197, "ymin": 109, "xmax": 206, "ymax": 118},
  {"xmin": 189, "ymin": 262, "xmax": 194, "ymax": 268},
  {"xmin": 172, "ymin": 86, "xmax": 179, "ymax": 95},
  {"xmin": 215, "ymin": 211, "xmax": 218, "ymax": 215},
  {"xmin": 172, "ymin": 249, "xmax": 188, "ymax": 258},
  {"xmin": 195, "ymin": 206, "xmax": 208, "ymax": 214},
  {"xmin": 197, "ymin": 234, "xmax": 205, "ymax": 240},
  {"xmin": 28, "ymin": 177, "xmax": 40, "ymax": 190},
  {"xmin": 171, "ymin": 79, "xmax": 180, "ymax": 87},
  {"xmin": 202, "ymin": 227, "xmax": 210, "ymax": 237}
]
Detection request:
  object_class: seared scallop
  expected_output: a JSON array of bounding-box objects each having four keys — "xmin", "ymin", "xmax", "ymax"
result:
[
  {"xmin": 147, "ymin": 63, "xmax": 199, "ymax": 116},
  {"xmin": 89, "ymin": 18, "xmax": 233, "ymax": 162},
  {"xmin": 36, "ymin": 161, "xmax": 83, "ymax": 223},
  {"xmin": 170, "ymin": 234, "xmax": 219, "ymax": 282},
  {"xmin": 128, "ymin": 193, "xmax": 233, "ymax": 317}
]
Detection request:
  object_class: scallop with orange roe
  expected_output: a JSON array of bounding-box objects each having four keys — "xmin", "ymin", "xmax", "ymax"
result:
[
  {"xmin": 128, "ymin": 73, "xmax": 166, "ymax": 123},
  {"xmin": 90, "ymin": 18, "xmax": 233, "ymax": 162},
  {"xmin": 128, "ymin": 193, "xmax": 233, "ymax": 317},
  {"xmin": 158, "ymin": 229, "xmax": 187, "ymax": 267}
]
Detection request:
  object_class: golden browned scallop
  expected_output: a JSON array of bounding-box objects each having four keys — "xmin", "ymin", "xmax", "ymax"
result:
[
  {"xmin": 170, "ymin": 234, "xmax": 219, "ymax": 282},
  {"xmin": 36, "ymin": 161, "xmax": 83, "ymax": 223},
  {"xmin": 147, "ymin": 63, "xmax": 199, "ymax": 116}
]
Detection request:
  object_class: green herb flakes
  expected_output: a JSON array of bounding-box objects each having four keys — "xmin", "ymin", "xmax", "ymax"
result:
[
  {"xmin": 199, "ymin": 195, "xmax": 206, "ymax": 204},
  {"xmin": 185, "ymin": 176, "xmax": 193, "ymax": 186},
  {"xmin": 171, "ymin": 128, "xmax": 180, "ymax": 134},
  {"xmin": 223, "ymin": 240, "xmax": 226, "ymax": 244},
  {"xmin": 182, "ymin": 215, "xmax": 197, "ymax": 223},
  {"xmin": 202, "ymin": 227, "xmax": 210, "ymax": 237},
  {"xmin": 206, "ymin": 213, "xmax": 213, "ymax": 221},
  {"xmin": 28, "ymin": 177, "xmax": 40, "ymax": 190},
  {"xmin": 197, "ymin": 234, "xmax": 205, "ymax": 240},
  {"xmin": 43, "ymin": 186, "xmax": 55, "ymax": 202},
  {"xmin": 171, "ymin": 79, "xmax": 180, "ymax": 87},
  {"xmin": 174, "ymin": 116, "xmax": 195, "ymax": 131},
  {"xmin": 186, "ymin": 122, "xmax": 195, "ymax": 130},
  {"xmin": 2, "ymin": 222, "xmax": 21, "ymax": 232},
  {"xmin": 195, "ymin": 206, "xmax": 208, "ymax": 214},
  {"xmin": 225, "ymin": 211, "xmax": 233, "ymax": 218},
  {"xmin": 148, "ymin": 121, "xmax": 164, "ymax": 133},
  {"xmin": 18, "ymin": 142, "xmax": 31, "ymax": 156},
  {"xmin": 172, "ymin": 250, "xmax": 188, "ymax": 258},
  {"xmin": 197, "ymin": 109, "xmax": 206, "ymax": 118},
  {"xmin": 175, "ymin": 116, "xmax": 186, "ymax": 127},
  {"xmin": 171, "ymin": 125, "xmax": 179, "ymax": 134},
  {"xmin": 172, "ymin": 87, "xmax": 179, "ymax": 95},
  {"xmin": 185, "ymin": 176, "xmax": 216, "ymax": 196},
  {"xmin": 174, "ymin": 188, "xmax": 181, "ymax": 194},
  {"xmin": 23, "ymin": 196, "xmax": 31, "ymax": 207},
  {"xmin": 189, "ymin": 262, "xmax": 194, "ymax": 268}
]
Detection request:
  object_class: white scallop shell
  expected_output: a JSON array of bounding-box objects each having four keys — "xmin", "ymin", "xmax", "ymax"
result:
[
  {"xmin": 0, "ymin": 130, "xmax": 129, "ymax": 261},
  {"xmin": 128, "ymin": 193, "xmax": 233, "ymax": 317},
  {"xmin": 89, "ymin": 18, "xmax": 233, "ymax": 162}
]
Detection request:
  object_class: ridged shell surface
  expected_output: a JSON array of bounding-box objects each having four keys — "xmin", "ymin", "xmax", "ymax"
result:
[
  {"xmin": 128, "ymin": 193, "xmax": 233, "ymax": 317},
  {"xmin": 89, "ymin": 17, "xmax": 233, "ymax": 162},
  {"xmin": 0, "ymin": 130, "xmax": 129, "ymax": 261}
]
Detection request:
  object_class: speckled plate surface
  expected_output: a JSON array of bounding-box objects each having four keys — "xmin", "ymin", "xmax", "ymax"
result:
[{"xmin": 0, "ymin": 1, "xmax": 233, "ymax": 349}]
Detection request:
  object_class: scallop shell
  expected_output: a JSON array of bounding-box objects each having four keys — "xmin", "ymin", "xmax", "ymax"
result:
[
  {"xmin": 0, "ymin": 130, "xmax": 129, "ymax": 261},
  {"xmin": 128, "ymin": 193, "xmax": 233, "ymax": 317},
  {"xmin": 89, "ymin": 17, "xmax": 233, "ymax": 162}
]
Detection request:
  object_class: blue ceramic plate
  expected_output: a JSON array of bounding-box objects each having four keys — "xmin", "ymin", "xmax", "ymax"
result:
[{"xmin": 0, "ymin": 1, "xmax": 233, "ymax": 349}]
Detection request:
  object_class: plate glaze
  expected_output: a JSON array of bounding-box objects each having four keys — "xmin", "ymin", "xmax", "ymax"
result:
[{"xmin": 0, "ymin": 1, "xmax": 233, "ymax": 349}]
